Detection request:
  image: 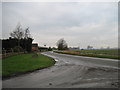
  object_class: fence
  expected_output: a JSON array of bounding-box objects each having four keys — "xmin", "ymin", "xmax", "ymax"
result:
[{"xmin": 2, "ymin": 49, "xmax": 24, "ymax": 59}]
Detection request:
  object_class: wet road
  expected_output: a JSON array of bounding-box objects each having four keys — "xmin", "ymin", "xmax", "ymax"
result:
[
  {"xmin": 42, "ymin": 51, "xmax": 118, "ymax": 69},
  {"xmin": 3, "ymin": 51, "xmax": 119, "ymax": 88}
]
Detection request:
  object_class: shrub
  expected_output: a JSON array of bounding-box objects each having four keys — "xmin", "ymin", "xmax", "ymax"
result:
[
  {"xmin": 13, "ymin": 46, "xmax": 24, "ymax": 52},
  {"xmin": 32, "ymin": 52, "xmax": 38, "ymax": 58}
]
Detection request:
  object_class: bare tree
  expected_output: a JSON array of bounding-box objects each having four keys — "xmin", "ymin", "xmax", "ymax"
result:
[
  {"xmin": 24, "ymin": 27, "xmax": 31, "ymax": 39},
  {"xmin": 10, "ymin": 23, "xmax": 24, "ymax": 40},
  {"xmin": 56, "ymin": 38, "xmax": 68, "ymax": 50},
  {"xmin": 10, "ymin": 23, "xmax": 24, "ymax": 46}
]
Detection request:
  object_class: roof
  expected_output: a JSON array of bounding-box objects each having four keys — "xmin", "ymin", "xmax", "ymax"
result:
[{"xmin": 32, "ymin": 43, "xmax": 38, "ymax": 47}]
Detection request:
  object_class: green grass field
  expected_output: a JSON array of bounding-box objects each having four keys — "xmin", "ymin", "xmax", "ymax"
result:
[
  {"xmin": 54, "ymin": 49, "xmax": 119, "ymax": 59},
  {"xmin": 2, "ymin": 53, "xmax": 55, "ymax": 77},
  {"xmin": 72, "ymin": 49, "xmax": 118, "ymax": 55}
]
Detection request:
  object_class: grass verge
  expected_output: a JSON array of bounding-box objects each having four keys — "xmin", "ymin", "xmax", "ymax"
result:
[
  {"xmin": 54, "ymin": 50, "xmax": 119, "ymax": 59},
  {"xmin": 2, "ymin": 53, "xmax": 55, "ymax": 79}
]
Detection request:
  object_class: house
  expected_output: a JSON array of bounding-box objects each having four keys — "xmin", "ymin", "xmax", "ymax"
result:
[
  {"xmin": 38, "ymin": 47, "xmax": 48, "ymax": 52},
  {"xmin": 32, "ymin": 43, "xmax": 38, "ymax": 51}
]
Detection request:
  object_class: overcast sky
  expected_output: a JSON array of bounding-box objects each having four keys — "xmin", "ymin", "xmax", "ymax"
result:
[{"xmin": 2, "ymin": 2, "xmax": 118, "ymax": 48}]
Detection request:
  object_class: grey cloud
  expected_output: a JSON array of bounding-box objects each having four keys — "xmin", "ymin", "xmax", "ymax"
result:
[{"xmin": 2, "ymin": 2, "xmax": 118, "ymax": 48}]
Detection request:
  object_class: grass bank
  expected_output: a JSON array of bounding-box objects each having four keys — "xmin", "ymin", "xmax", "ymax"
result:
[
  {"xmin": 2, "ymin": 53, "xmax": 55, "ymax": 78},
  {"xmin": 54, "ymin": 49, "xmax": 119, "ymax": 59}
]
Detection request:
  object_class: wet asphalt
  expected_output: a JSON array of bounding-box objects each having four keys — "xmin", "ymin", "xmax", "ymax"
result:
[{"xmin": 2, "ymin": 51, "xmax": 119, "ymax": 88}]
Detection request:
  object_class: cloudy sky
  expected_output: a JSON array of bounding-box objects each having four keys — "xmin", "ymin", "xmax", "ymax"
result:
[{"xmin": 2, "ymin": 2, "xmax": 118, "ymax": 48}]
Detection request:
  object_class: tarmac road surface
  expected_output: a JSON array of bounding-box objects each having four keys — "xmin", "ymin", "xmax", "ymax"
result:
[{"xmin": 3, "ymin": 51, "xmax": 119, "ymax": 88}]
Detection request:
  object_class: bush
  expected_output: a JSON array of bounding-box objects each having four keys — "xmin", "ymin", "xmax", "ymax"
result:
[
  {"xmin": 32, "ymin": 52, "xmax": 38, "ymax": 58},
  {"xmin": 13, "ymin": 46, "xmax": 24, "ymax": 52},
  {"xmin": 48, "ymin": 47, "xmax": 52, "ymax": 51}
]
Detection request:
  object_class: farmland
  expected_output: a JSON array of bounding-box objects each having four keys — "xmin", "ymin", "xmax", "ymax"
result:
[{"xmin": 54, "ymin": 49, "xmax": 119, "ymax": 59}]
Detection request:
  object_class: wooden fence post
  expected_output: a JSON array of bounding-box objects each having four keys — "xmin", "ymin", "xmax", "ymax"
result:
[
  {"xmin": 11, "ymin": 48, "xmax": 14, "ymax": 53},
  {"xmin": 4, "ymin": 50, "xmax": 6, "ymax": 56}
]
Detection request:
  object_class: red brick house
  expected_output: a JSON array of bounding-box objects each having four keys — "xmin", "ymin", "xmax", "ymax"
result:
[{"xmin": 32, "ymin": 43, "xmax": 38, "ymax": 51}]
